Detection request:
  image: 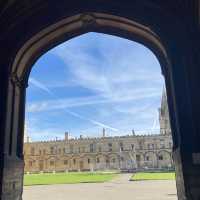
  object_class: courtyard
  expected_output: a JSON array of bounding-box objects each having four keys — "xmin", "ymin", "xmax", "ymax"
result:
[{"xmin": 23, "ymin": 174, "xmax": 177, "ymax": 200}]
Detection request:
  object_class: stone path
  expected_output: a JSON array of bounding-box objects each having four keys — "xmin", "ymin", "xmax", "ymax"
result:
[{"xmin": 23, "ymin": 174, "xmax": 177, "ymax": 200}]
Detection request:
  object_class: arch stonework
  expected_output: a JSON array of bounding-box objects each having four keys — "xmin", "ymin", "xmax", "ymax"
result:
[{"xmin": 0, "ymin": 1, "xmax": 200, "ymax": 200}]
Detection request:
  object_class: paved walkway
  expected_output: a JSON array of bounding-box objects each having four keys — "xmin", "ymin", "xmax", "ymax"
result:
[{"xmin": 23, "ymin": 174, "xmax": 177, "ymax": 200}]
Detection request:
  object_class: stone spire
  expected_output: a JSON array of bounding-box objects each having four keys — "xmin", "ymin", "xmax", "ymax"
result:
[
  {"xmin": 24, "ymin": 124, "xmax": 31, "ymax": 143},
  {"xmin": 159, "ymin": 87, "xmax": 171, "ymax": 135}
]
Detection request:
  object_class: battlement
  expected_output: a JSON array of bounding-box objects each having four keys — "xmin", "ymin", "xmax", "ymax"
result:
[{"xmin": 25, "ymin": 132, "xmax": 170, "ymax": 144}]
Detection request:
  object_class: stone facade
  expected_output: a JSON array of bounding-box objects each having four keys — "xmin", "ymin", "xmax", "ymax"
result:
[{"xmin": 24, "ymin": 89, "xmax": 173, "ymax": 173}]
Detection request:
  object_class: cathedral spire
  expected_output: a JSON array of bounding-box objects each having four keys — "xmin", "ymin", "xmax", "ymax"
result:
[
  {"xmin": 159, "ymin": 86, "xmax": 171, "ymax": 135},
  {"xmin": 24, "ymin": 124, "xmax": 31, "ymax": 143}
]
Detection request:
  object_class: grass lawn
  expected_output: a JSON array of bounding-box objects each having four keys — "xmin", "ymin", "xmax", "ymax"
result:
[
  {"xmin": 131, "ymin": 172, "xmax": 175, "ymax": 181},
  {"xmin": 24, "ymin": 172, "xmax": 118, "ymax": 186}
]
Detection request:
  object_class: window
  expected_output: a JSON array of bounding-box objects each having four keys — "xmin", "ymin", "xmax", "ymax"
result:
[
  {"xmin": 108, "ymin": 143, "xmax": 112, "ymax": 152},
  {"xmin": 63, "ymin": 148, "xmax": 65, "ymax": 154},
  {"xmin": 78, "ymin": 147, "xmax": 81, "ymax": 153},
  {"xmin": 96, "ymin": 158, "xmax": 100, "ymax": 163},
  {"xmin": 70, "ymin": 144, "xmax": 73, "ymax": 153},
  {"xmin": 160, "ymin": 140, "xmax": 165, "ymax": 148},
  {"xmin": 112, "ymin": 158, "xmax": 115, "ymax": 163},
  {"xmin": 139, "ymin": 141, "xmax": 143, "ymax": 149},
  {"xmin": 39, "ymin": 150, "xmax": 42, "ymax": 155},
  {"xmin": 43, "ymin": 149, "xmax": 46, "ymax": 155},
  {"xmin": 73, "ymin": 159, "xmax": 76, "ymax": 165},
  {"xmin": 90, "ymin": 144, "xmax": 94, "ymax": 153},
  {"xmin": 88, "ymin": 158, "xmax": 90, "ymax": 164},
  {"xmin": 98, "ymin": 146, "xmax": 102, "ymax": 152},
  {"xmin": 119, "ymin": 142, "xmax": 124, "ymax": 151},
  {"xmin": 120, "ymin": 157, "xmax": 124, "ymax": 162},
  {"xmin": 50, "ymin": 161, "xmax": 54, "ymax": 166},
  {"xmin": 159, "ymin": 155, "xmax": 163, "ymax": 160},
  {"xmin": 30, "ymin": 147, "xmax": 35, "ymax": 155},
  {"xmin": 131, "ymin": 144, "xmax": 134, "ymax": 150},
  {"xmin": 64, "ymin": 160, "xmax": 68, "ymax": 165},
  {"xmin": 146, "ymin": 156, "xmax": 149, "ymax": 161},
  {"xmin": 136, "ymin": 155, "xmax": 140, "ymax": 161},
  {"xmin": 50, "ymin": 147, "xmax": 54, "ymax": 154},
  {"xmin": 82, "ymin": 147, "xmax": 85, "ymax": 153}
]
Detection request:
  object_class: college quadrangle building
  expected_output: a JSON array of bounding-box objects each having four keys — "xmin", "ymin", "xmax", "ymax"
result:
[{"xmin": 24, "ymin": 89, "xmax": 173, "ymax": 173}]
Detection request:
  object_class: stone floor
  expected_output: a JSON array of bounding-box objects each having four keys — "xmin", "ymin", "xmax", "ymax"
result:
[{"xmin": 23, "ymin": 174, "xmax": 177, "ymax": 200}]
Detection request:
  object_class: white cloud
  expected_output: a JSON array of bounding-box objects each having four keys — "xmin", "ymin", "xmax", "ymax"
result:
[
  {"xmin": 27, "ymin": 87, "xmax": 161, "ymax": 112},
  {"xmin": 27, "ymin": 76, "xmax": 119, "ymax": 132}
]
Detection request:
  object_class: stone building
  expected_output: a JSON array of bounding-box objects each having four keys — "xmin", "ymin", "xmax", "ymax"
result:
[{"xmin": 24, "ymin": 89, "xmax": 173, "ymax": 173}]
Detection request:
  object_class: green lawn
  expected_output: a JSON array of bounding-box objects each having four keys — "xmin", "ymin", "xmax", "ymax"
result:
[
  {"xmin": 24, "ymin": 172, "xmax": 118, "ymax": 186},
  {"xmin": 131, "ymin": 172, "xmax": 175, "ymax": 181}
]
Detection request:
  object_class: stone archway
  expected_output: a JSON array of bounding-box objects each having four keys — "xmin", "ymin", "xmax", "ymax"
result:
[{"xmin": 0, "ymin": 2, "xmax": 199, "ymax": 200}]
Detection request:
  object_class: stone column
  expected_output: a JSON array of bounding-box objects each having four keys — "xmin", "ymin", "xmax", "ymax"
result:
[
  {"xmin": 165, "ymin": 32, "xmax": 200, "ymax": 199},
  {"xmin": 0, "ymin": 74, "xmax": 26, "ymax": 200}
]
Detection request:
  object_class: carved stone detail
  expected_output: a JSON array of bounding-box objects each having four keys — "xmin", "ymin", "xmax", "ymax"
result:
[
  {"xmin": 80, "ymin": 13, "xmax": 96, "ymax": 28},
  {"xmin": 10, "ymin": 73, "xmax": 27, "ymax": 88}
]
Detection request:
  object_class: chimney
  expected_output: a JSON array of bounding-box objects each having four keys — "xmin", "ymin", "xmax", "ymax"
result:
[
  {"xmin": 103, "ymin": 128, "xmax": 106, "ymax": 137},
  {"xmin": 132, "ymin": 129, "xmax": 135, "ymax": 136},
  {"xmin": 65, "ymin": 132, "xmax": 69, "ymax": 140}
]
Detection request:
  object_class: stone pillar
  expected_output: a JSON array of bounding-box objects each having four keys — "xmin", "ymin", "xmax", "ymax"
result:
[
  {"xmin": 165, "ymin": 33, "xmax": 200, "ymax": 199},
  {"xmin": 0, "ymin": 74, "xmax": 26, "ymax": 200}
]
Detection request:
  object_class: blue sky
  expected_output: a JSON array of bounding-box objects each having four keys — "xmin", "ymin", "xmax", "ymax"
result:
[{"xmin": 25, "ymin": 32, "xmax": 164, "ymax": 141}]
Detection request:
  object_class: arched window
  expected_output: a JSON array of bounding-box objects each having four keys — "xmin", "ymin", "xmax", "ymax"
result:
[{"xmin": 158, "ymin": 155, "xmax": 163, "ymax": 160}]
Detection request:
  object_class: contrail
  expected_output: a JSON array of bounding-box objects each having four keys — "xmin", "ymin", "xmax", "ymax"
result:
[
  {"xmin": 28, "ymin": 77, "xmax": 118, "ymax": 132},
  {"xmin": 66, "ymin": 110, "xmax": 118, "ymax": 131},
  {"xmin": 29, "ymin": 78, "xmax": 53, "ymax": 95},
  {"xmin": 151, "ymin": 114, "xmax": 158, "ymax": 131}
]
